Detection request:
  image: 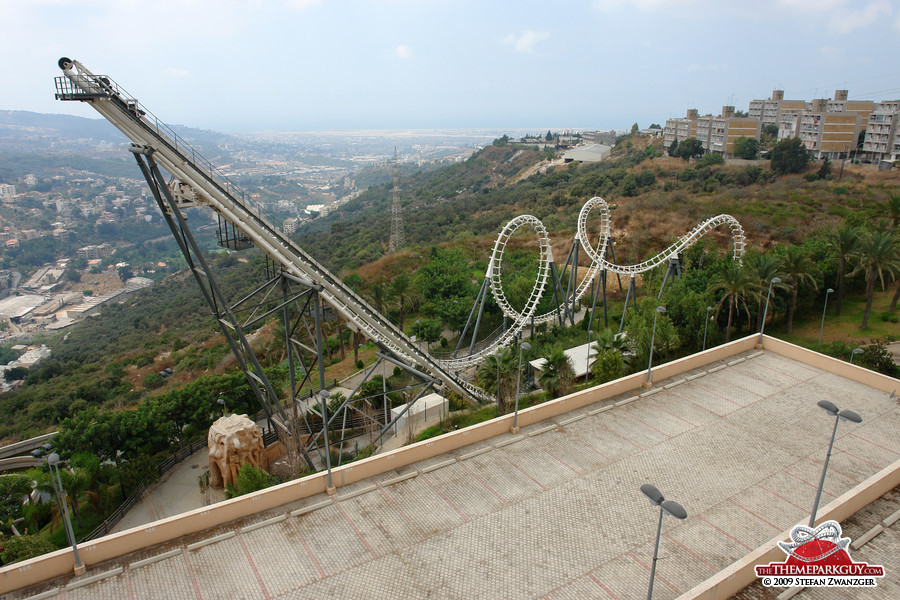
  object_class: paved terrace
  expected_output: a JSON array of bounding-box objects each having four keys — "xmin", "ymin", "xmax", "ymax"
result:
[{"xmin": 12, "ymin": 349, "xmax": 900, "ymax": 600}]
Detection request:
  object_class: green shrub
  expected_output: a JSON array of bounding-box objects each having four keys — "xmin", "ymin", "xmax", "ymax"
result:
[
  {"xmin": 356, "ymin": 359, "xmax": 364, "ymax": 370},
  {"xmin": 1, "ymin": 534, "xmax": 57, "ymax": 564}
]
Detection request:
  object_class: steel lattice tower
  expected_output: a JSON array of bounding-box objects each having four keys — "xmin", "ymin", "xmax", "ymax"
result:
[{"xmin": 388, "ymin": 146, "xmax": 405, "ymax": 252}]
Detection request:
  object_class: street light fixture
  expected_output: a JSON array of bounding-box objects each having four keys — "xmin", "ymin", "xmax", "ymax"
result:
[
  {"xmin": 809, "ymin": 400, "xmax": 861, "ymax": 527},
  {"xmin": 849, "ymin": 348, "xmax": 863, "ymax": 364},
  {"xmin": 702, "ymin": 306, "xmax": 713, "ymax": 351},
  {"xmin": 319, "ymin": 389, "xmax": 335, "ymax": 494},
  {"xmin": 646, "ymin": 307, "xmax": 666, "ymax": 386},
  {"xmin": 585, "ymin": 329, "xmax": 593, "ymax": 384},
  {"xmin": 818, "ymin": 288, "xmax": 834, "ymax": 347},
  {"xmin": 511, "ymin": 342, "xmax": 531, "ymax": 434},
  {"xmin": 46, "ymin": 453, "xmax": 85, "ymax": 576},
  {"xmin": 216, "ymin": 394, "xmax": 227, "ymax": 417},
  {"xmin": 640, "ymin": 484, "xmax": 687, "ymax": 600},
  {"xmin": 758, "ymin": 277, "xmax": 781, "ymax": 344}
]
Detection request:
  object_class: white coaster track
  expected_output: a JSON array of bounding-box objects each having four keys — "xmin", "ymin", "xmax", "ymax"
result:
[
  {"xmin": 435, "ymin": 197, "xmax": 745, "ymax": 370},
  {"xmin": 54, "ymin": 58, "xmax": 745, "ymax": 395}
]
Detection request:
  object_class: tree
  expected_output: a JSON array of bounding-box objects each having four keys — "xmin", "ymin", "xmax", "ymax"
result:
[
  {"xmin": 779, "ymin": 246, "xmax": 819, "ymax": 333},
  {"xmin": 698, "ymin": 152, "xmax": 724, "ymax": 168},
  {"xmin": 668, "ymin": 139, "xmax": 679, "ymax": 157},
  {"xmin": 0, "ymin": 534, "xmax": 56, "ymax": 564},
  {"xmin": 674, "ymin": 138, "xmax": 703, "ymax": 161},
  {"xmin": 545, "ymin": 130, "xmax": 553, "ymax": 142},
  {"xmin": 227, "ymin": 464, "xmax": 279, "ymax": 498},
  {"xmin": 591, "ymin": 348, "xmax": 624, "ymax": 383},
  {"xmin": 475, "ymin": 348, "xmax": 518, "ymax": 412},
  {"xmin": 631, "ymin": 123, "xmax": 639, "ymax": 135},
  {"xmin": 391, "ymin": 273, "xmax": 415, "ymax": 331},
  {"xmin": 852, "ymin": 230, "xmax": 900, "ymax": 328},
  {"xmin": 751, "ymin": 253, "xmax": 785, "ymax": 330},
  {"xmin": 732, "ymin": 136, "xmax": 759, "ymax": 160},
  {"xmin": 707, "ymin": 262, "xmax": 759, "ymax": 342},
  {"xmin": 817, "ymin": 159, "xmax": 832, "ymax": 180},
  {"xmin": 826, "ymin": 224, "xmax": 860, "ymax": 316},
  {"xmin": 770, "ymin": 137, "xmax": 809, "ymax": 174},
  {"xmin": 538, "ymin": 348, "xmax": 575, "ymax": 398}
]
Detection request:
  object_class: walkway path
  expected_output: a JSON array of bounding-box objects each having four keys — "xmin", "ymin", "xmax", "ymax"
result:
[{"xmin": 15, "ymin": 350, "xmax": 899, "ymax": 599}]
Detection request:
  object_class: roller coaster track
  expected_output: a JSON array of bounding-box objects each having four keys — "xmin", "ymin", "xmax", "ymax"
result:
[
  {"xmin": 435, "ymin": 197, "xmax": 745, "ymax": 369},
  {"xmin": 54, "ymin": 58, "xmax": 745, "ymax": 392},
  {"xmin": 54, "ymin": 58, "xmax": 487, "ymax": 402}
]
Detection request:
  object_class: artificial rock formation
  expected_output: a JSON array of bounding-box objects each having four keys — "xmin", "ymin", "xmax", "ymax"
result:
[{"xmin": 207, "ymin": 414, "xmax": 267, "ymax": 489}]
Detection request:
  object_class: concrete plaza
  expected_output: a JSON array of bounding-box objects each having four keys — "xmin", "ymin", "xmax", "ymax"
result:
[{"xmin": 16, "ymin": 350, "xmax": 900, "ymax": 599}]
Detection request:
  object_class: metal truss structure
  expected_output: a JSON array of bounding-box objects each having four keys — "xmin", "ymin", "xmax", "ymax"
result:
[{"xmin": 54, "ymin": 58, "xmax": 746, "ymax": 452}]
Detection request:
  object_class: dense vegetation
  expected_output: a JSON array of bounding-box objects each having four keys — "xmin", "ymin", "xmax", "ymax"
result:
[{"xmin": 1, "ymin": 131, "xmax": 897, "ymax": 562}]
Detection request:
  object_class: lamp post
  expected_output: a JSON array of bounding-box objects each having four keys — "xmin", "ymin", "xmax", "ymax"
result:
[
  {"xmin": 702, "ymin": 306, "xmax": 713, "ymax": 351},
  {"xmin": 585, "ymin": 329, "xmax": 593, "ymax": 384},
  {"xmin": 646, "ymin": 306, "xmax": 666, "ymax": 386},
  {"xmin": 809, "ymin": 400, "xmax": 862, "ymax": 527},
  {"xmin": 640, "ymin": 484, "xmax": 687, "ymax": 600},
  {"xmin": 319, "ymin": 389, "xmax": 335, "ymax": 494},
  {"xmin": 511, "ymin": 342, "xmax": 531, "ymax": 434},
  {"xmin": 47, "ymin": 453, "xmax": 85, "ymax": 576},
  {"xmin": 817, "ymin": 288, "xmax": 834, "ymax": 347},
  {"xmin": 850, "ymin": 348, "xmax": 863, "ymax": 364},
  {"xmin": 758, "ymin": 277, "xmax": 781, "ymax": 344},
  {"xmin": 216, "ymin": 394, "xmax": 227, "ymax": 417}
]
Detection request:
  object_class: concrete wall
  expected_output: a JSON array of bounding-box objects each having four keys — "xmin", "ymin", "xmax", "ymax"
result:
[
  {"xmin": 677, "ymin": 458, "xmax": 900, "ymax": 600},
  {"xmin": 2, "ymin": 334, "xmax": 893, "ymax": 594}
]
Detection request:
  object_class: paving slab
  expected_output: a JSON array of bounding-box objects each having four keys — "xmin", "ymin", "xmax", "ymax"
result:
[{"xmin": 11, "ymin": 350, "xmax": 900, "ymax": 600}]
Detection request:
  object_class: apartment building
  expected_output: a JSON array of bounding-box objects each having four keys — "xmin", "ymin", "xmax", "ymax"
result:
[
  {"xmin": 749, "ymin": 90, "xmax": 806, "ymax": 127},
  {"xmin": 862, "ymin": 100, "xmax": 900, "ymax": 162},
  {"xmin": 695, "ymin": 106, "xmax": 762, "ymax": 156},
  {"xmin": 797, "ymin": 97, "xmax": 864, "ymax": 159},
  {"xmin": 663, "ymin": 109, "xmax": 698, "ymax": 148}
]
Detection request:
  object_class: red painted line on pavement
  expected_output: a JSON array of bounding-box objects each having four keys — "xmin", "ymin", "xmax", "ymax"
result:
[
  {"xmin": 123, "ymin": 564, "xmax": 136, "ymax": 600},
  {"xmin": 537, "ymin": 444, "xmax": 582, "ymax": 476},
  {"xmin": 498, "ymin": 449, "xmax": 548, "ymax": 491},
  {"xmin": 849, "ymin": 433, "xmax": 900, "ymax": 456},
  {"xmin": 237, "ymin": 533, "xmax": 270, "ymax": 599},
  {"xmin": 657, "ymin": 404, "xmax": 700, "ymax": 427},
  {"xmin": 606, "ymin": 427, "xmax": 646, "ymax": 451},
  {"xmin": 836, "ymin": 445, "xmax": 884, "ymax": 469},
  {"xmin": 459, "ymin": 460, "xmax": 507, "ymax": 503},
  {"xmin": 629, "ymin": 551, "xmax": 681, "ymax": 594},
  {"xmin": 181, "ymin": 548, "xmax": 204, "ymax": 600},
  {"xmin": 664, "ymin": 532, "xmax": 718, "ymax": 571},
  {"xmin": 676, "ymin": 392, "xmax": 729, "ymax": 417},
  {"xmin": 729, "ymin": 498, "xmax": 782, "ymax": 531},
  {"xmin": 783, "ymin": 468, "xmax": 826, "ymax": 492},
  {"xmin": 293, "ymin": 522, "xmax": 326, "ymax": 579},
  {"xmin": 333, "ymin": 500, "xmax": 378, "ymax": 557},
  {"xmin": 805, "ymin": 457, "xmax": 859, "ymax": 483},
  {"xmin": 587, "ymin": 573, "xmax": 620, "ymax": 599},
  {"xmin": 698, "ymin": 516, "xmax": 754, "ymax": 551},
  {"xmin": 755, "ymin": 482, "xmax": 810, "ymax": 512},
  {"xmin": 375, "ymin": 483, "xmax": 419, "ymax": 531},
  {"xmin": 420, "ymin": 471, "xmax": 470, "ymax": 523},
  {"xmin": 623, "ymin": 413, "xmax": 673, "ymax": 439}
]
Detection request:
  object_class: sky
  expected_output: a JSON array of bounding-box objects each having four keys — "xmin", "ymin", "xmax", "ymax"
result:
[{"xmin": 3, "ymin": 0, "xmax": 900, "ymax": 133}]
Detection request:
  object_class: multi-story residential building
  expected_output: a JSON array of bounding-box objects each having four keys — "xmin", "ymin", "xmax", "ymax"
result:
[
  {"xmin": 696, "ymin": 106, "xmax": 762, "ymax": 156},
  {"xmin": 749, "ymin": 90, "xmax": 806, "ymax": 128},
  {"xmin": 0, "ymin": 184, "xmax": 16, "ymax": 201},
  {"xmin": 663, "ymin": 109, "xmax": 698, "ymax": 148},
  {"xmin": 862, "ymin": 101, "xmax": 900, "ymax": 162},
  {"xmin": 798, "ymin": 104, "xmax": 863, "ymax": 159},
  {"xmin": 76, "ymin": 243, "xmax": 114, "ymax": 260}
]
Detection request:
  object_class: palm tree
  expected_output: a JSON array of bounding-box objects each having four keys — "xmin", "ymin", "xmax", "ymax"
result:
[
  {"xmin": 752, "ymin": 253, "xmax": 785, "ymax": 330},
  {"xmin": 889, "ymin": 193, "xmax": 900, "ymax": 228},
  {"xmin": 538, "ymin": 348, "xmax": 575, "ymax": 398},
  {"xmin": 475, "ymin": 348, "xmax": 518, "ymax": 412},
  {"xmin": 391, "ymin": 274, "xmax": 415, "ymax": 331},
  {"xmin": 707, "ymin": 262, "xmax": 759, "ymax": 342},
  {"xmin": 779, "ymin": 246, "xmax": 820, "ymax": 333},
  {"xmin": 852, "ymin": 230, "xmax": 900, "ymax": 328},
  {"xmin": 365, "ymin": 282, "xmax": 392, "ymax": 316},
  {"xmin": 826, "ymin": 224, "xmax": 860, "ymax": 316}
]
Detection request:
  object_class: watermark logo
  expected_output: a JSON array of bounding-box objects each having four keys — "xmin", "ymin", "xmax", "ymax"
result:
[{"xmin": 755, "ymin": 520, "xmax": 884, "ymax": 588}]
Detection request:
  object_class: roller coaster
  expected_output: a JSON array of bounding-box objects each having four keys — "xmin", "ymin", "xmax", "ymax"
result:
[{"xmin": 54, "ymin": 58, "xmax": 745, "ymax": 466}]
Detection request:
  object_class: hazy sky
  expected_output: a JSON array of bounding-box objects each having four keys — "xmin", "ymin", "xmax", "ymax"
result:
[{"xmin": 3, "ymin": 0, "xmax": 900, "ymax": 133}]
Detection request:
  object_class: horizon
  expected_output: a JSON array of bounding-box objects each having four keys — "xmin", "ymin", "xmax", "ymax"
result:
[{"xmin": 3, "ymin": 1, "xmax": 900, "ymax": 132}]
